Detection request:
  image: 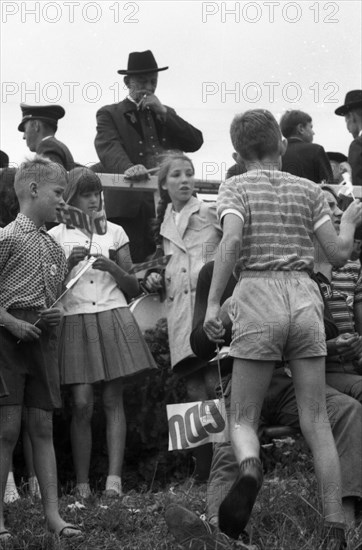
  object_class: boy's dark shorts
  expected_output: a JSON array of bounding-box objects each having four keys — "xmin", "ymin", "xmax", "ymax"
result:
[{"xmin": 0, "ymin": 310, "xmax": 62, "ymax": 410}]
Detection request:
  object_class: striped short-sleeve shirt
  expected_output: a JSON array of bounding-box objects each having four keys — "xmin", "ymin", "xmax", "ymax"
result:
[
  {"xmin": 0, "ymin": 214, "xmax": 67, "ymax": 310},
  {"xmin": 217, "ymin": 169, "xmax": 330, "ymax": 275}
]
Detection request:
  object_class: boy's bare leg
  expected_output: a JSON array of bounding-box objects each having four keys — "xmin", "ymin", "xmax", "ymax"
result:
[
  {"xmin": 25, "ymin": 407, "xmax": 81, "ymax": 535},
  {"xmin": 0, "ymin": 405, "xmax": 22, "ymax": 533},
  {"xmin": 22, "ymin": 422, "xmax": 41, "ymax": 498},
  {"xmin": 289, "ymin": 358, "xmax": 344, "ymax": 524},
  {"xmin": 230, "ymin": 359, "xmax": 275, "ymax": 461},
  {"xmin": 218, "ymin": 359, "xmax": 274, "ymax": 538}
]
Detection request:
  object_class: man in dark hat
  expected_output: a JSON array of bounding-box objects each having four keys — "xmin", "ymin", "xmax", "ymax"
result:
[
  {"xmin": 0, "ymin": 151, "xmax": 9, "ymax": 169},
  {"xmin": 335, "ymin": 90, "xmax": 362, "ymax": 187},
  {"xmin": 95, "ymin": 50, "xmax": 203, "ymax": 177},
  {"xmin": 279, "ymin": 110, "xmax": 333, "ymax": 183},
  {"xmin": 94, "ymin": 50, "xmax": 204, "ymax": 262},
  {"xmin": 18, "ymin": 104, "xmax": 75, "ymax": 171},
  {"xmin": 327, "ymin": 151, "xmax": 351, "ymax": 184}
]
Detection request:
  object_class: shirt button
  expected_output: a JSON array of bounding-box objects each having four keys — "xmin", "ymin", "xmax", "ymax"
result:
[
  {"xmin": 152, "ymin": 145, "xmax": 155, "ymax": 148},
  {"xmin": 169, "ymin": 296, "xmax": 174, "ymax": 301},
  {"xmin": 181, "ymin": 268, "xmax": 186, "ymax": 273},
  {"xmin": 90, "ymin": 281, "xmax": 94, "ymax": 284},
  {"xmin": 139, "ymin": 140, "xmax": 143, "ymax": 144},
  {"xmin": 162, "ymin": 138, "xmax": 166, "ymax": 142},
  {"xmin": 139, "ymin": 152, "xmax": 144, "ymax": 157},
  {"xmin": 150, "ymin": 136, "xmax": 154, "ymax": 140},
  {"xmin": 184, "ymin": 289, "xmax": 188, "ymax": 294},
  {"xmin": 92, "ymin": 302, "xmax": 96, "ymax": 305}
]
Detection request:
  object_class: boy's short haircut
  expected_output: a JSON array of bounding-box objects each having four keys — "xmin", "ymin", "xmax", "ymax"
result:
[
  {"xmin": 279, "ymin": 110, "xmax": 312, "ymax": 138},
  {"xmin": 230, "ymin": 109, "xmax": 282, "ymax": 161},
  {"xmin": 14, "ymin": 155, "xmax": 66, "ymax": 199}
]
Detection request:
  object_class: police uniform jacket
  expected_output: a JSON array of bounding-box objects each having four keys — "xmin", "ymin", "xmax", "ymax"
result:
[{"xmin": 37, "ymin": 136, "xmax": 75, "ymax": 171}]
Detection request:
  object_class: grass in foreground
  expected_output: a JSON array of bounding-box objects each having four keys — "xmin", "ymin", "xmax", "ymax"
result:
[{"xmin": 2, "ymin": 439, "xmax": 362, "ymax": 550}]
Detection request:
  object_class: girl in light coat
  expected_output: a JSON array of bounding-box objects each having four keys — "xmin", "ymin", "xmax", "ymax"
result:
[{"xmin": 146, "ymin": 153, "xmax": 222, "ymax": 479}]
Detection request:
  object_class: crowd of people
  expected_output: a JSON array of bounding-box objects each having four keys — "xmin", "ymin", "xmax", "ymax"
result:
[{"xmin": 0, "ymin": 50, "xmax": 362, "ymax": 549}]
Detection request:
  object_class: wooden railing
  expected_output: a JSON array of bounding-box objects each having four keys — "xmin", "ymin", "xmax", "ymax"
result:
[{"xmin": 98, "ymin": 173, "xmax": 361, "ymax": 215}]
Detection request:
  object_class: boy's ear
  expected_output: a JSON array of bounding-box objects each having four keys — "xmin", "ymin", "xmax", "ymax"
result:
[
  {"xmin": 29, "ymin": 181, "xmax": 38, "ymax": 196},
  {"xmin": 296, "ymin": 123, "xmax": 304, "ymax": 136},
  {"xmin": 232, "ymin": 151, "xmax": 243, "ymax": 164},
  {"xmin": 280, "ymin": 138, "xmax": 288, "ymax": 157}
]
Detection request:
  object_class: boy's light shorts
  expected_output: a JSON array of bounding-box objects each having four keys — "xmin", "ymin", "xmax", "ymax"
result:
[
  {"xmin": 0, "ymin": 310, "xmax": 62, "ymax": 410},
  {"xmin": 229, "ymin": 271, "xmax": 327, "ymax": 361}
]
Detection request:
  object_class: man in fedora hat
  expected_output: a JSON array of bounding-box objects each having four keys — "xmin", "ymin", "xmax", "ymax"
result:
[
  {"xmin": 94, "ymin": 50, "xmax": 203, "ymax": 262},
  {"xmin": 335, "ymin": 90, "xmax": 362, "ymax": 187},
  {"xmin": 18, "ymin": 104, "xmax": 76, "ymax": 171},
  {"xmin": 95, "ymin": 50, "xmax": 203, "ymax": 177}
]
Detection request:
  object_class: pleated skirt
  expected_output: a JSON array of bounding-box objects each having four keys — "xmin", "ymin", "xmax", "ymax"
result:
[{"xmin": 59, "ymin": 307, "xmax": 157, "ymax": 385}]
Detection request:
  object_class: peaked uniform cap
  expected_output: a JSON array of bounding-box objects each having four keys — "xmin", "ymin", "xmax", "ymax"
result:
[
  {"xmin": 335, "ymin": 90, "xmax": 362, "ymax": 116},
  {"xmin": 18, "ymin": 103, "xmax": 66, "ymax": 132},
  {"xmin": 117, "ymin": 50, "xmax": 168, "ymax": 75}
]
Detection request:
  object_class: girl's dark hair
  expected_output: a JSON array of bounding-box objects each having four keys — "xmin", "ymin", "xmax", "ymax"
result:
[
  {"xmin": 0, "ymin": 168, "xmax": 19, "ymax": 227},
  {"xmin": 152, "ymin": 152, "xmax": 194, "ymax": 246},
  {"xmin": 64, "ymin": 167, "xmax": 102, "ymax": 208}
]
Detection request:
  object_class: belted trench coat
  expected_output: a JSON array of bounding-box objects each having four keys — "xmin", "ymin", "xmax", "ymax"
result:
[{"xmin": 160, "ymin": 196, "xmax": 222, "ymax": 368}]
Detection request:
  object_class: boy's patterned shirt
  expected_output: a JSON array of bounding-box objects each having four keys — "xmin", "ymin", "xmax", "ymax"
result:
[{"xmin": 0, "ymin": 214, "xmax": 67, "ymax": 309}]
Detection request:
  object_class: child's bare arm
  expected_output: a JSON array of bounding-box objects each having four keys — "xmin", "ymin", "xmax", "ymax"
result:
[
  {"xmin": 0, "ymin": 307, "xmax": 41, "ymax": 341},
  {"xmin": 204, "ymin": 213, "xmax": 243, "ymax": 342},
  {"xmin": 315, "ymin": 200, "xmax": 362, "ymax": 267}
]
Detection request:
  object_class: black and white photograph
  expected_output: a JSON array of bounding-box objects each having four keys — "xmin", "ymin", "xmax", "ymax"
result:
[{"xmin": 1, "ymin": 1, "xmax": 362, "ymax": 549}]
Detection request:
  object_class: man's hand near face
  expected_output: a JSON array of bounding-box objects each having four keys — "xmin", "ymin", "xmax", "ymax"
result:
[{"xmin": 139, "ymin": 94, "xmax": 167, "ymax": 116}]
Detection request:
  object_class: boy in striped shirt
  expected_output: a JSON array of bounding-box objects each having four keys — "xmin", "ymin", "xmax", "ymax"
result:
[{"xmin": 203, "ymin": 109, "xmax": 362, "ymax": 550}]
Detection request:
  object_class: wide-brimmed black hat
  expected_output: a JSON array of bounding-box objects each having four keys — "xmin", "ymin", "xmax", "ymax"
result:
[
  {"xmin": 18, "ymin": 103, "xmax": 65, "ymax": 132},
  {"xmin": 335, "ymin": 90, "xmax": 362, "ymax": 116},
  {"xmin": 0, "ymin": 150, "xmax": 9, "ymax": 168},
  {"xmin": 117, "ymin": 50, "xmax": 168, "ymax": 75},
  {"xmin": 327, "ymin": 152, "xmax": 348, "ymax": 164}
]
